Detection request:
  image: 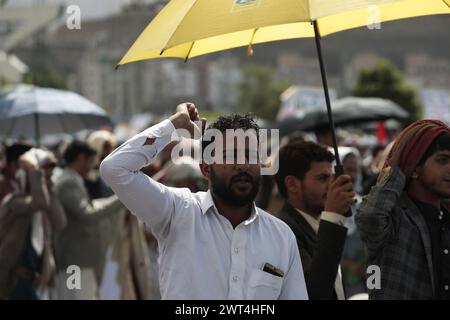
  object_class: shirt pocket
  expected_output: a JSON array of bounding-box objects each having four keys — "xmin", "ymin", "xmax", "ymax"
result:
[{"xmin": 247, "ymin": 268, "xmax": 283, "ymax": 300}]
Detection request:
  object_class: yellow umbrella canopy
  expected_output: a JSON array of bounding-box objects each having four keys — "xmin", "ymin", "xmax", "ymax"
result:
[{"xmin": 118, "ymin": 0, "xmax": 450, "ymax": 66}]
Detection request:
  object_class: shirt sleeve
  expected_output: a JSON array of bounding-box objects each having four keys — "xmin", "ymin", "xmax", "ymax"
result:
[
  {"xmin": 321, "ymin": 211, "xmax": 347, "ymax": 227},
  {"xmin": 100, "ymin": 119, "xmax": 188, "ymax": 240}
]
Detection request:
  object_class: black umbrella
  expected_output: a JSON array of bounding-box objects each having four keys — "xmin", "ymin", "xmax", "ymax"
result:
[
  {"xmin": 0, "ymin": 85, "xmax": 112, "ymax": 145},
  {"xmin": 277, "ymin": 97, "xmax": 409, "ymax": 137}
]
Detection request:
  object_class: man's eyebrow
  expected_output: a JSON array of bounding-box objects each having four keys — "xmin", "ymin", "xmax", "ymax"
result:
[
  {"xmin": 435, "ymin": 151, "xmax": 450, "ymax": 157},
  {"xmin": 315, "ymin": 172, "xmax": 331, "ymax": 177}
]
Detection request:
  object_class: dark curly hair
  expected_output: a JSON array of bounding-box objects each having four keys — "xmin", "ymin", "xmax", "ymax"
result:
[
  {"xmin": 275, "ymin": 140, "xmax": 335, "ymax": 198},
  {"xmin": 201, "ymin": 114, "xmax": 260, "ymax": 155}
]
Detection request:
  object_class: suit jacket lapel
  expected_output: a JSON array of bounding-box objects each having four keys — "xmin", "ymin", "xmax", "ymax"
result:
[{"xmin": 279, "ymin": 202, "xmax": 317, "ymax": 247}]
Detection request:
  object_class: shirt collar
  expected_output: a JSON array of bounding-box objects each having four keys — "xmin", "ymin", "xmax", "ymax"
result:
[
  {"xmin": 200, "ymin": 190, "xmax": 215, "ymax": 214},
  {"xmin": 295, "ymin": 208, "xmax": 320, "ymax": 235},
  {"xmin": 201, "ymin": 190, "xmax": 259, "ymax": 224},
  {"xmin": 412, "ymin": 198, "xmax": 444, "ymax": 224}
]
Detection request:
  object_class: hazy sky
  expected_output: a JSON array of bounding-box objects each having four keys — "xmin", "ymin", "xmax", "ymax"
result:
[{"xmin": 5, "ymin": 0, "xmax": 138, "ymax": 20}]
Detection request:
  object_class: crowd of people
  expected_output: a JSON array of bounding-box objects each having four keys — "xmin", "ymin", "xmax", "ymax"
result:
[{"xmin": 0, "ymin": 102, "xmax": 449, "ymax": 300}]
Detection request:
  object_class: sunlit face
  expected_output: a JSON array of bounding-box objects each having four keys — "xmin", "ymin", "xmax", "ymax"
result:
[{"xmin": 416, "ymin": 150, "xmax": 450, "ymax": 199}]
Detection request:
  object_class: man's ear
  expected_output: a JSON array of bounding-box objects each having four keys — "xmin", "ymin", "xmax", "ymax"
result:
[
  {"xmin": 199, "ymin": 162, "xmax": 210, "ymax": 179},
  {"xmin": 284, "ymin": 175, "xmax": 300, "ymax": 195}
]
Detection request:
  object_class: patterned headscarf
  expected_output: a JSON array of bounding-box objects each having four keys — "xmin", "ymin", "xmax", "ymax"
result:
[{"xmin": 384, "ymin": 119, "xmax": 450, "ymax": 178}]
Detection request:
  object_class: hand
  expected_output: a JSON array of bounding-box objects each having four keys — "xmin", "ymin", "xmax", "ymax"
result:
[
  {"xmin": 376, "ymin": 165, "xmax": 392, "ymax": 184},
  {"xmin": 324, "ymin": 174, "xmax": 355, "ymax": 215},
  {"xmin": 18, "ymin": 154, "xmax": 38, "ymax": 172},
  {"xmin": 169, "ymin": 102, "xmax": 206, "ymax": 139}
]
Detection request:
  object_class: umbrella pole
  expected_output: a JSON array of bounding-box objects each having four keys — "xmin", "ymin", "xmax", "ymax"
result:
[
  {"xmin": 313, "ymin": 21, "xmax": 352, "ymax": 217},
  {"xmin": 34, "ymin": 113, "xmax": 40, "ymax": 147},
  {"xmin": 312, "ymin": 21, "xmax": 342, "ymax": 170}
]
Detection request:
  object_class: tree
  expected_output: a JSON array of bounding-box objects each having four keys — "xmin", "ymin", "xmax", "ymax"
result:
[
  {"xmin": 0, "ymin": 78, "xmax": 11, "ymax": 88},
  {"xmin": 353, "ymin": 59, "xmax": 422, "ymax": 125},
  {"xmin": 237, "ymin": 64, "xmax": 290, "ymax": 122},
  {"xmin": 24, "ymin": 66, "xmax": 67, "ymax": 90}
]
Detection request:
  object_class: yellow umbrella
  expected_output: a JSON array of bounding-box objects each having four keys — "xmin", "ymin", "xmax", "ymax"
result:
[
  {"xmin": 118, "ymin": 0, "xmax": 449, "ymax": 65},
  {"xmin": 116, "ymin": 0, "xmax": 450, "ymax": 186}
]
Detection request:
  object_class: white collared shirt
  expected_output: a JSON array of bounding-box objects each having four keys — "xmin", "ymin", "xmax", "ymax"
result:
[
  {"xmin": 100, "ymin": 119, "xmax": 308, "ymax": 300},
  {"xmin": 297, "ymin": 210, "xmax": 321, "ymax": 234},
  {"xmin": 295, "ymin": 208, "xmax": 346, "ymax": 300}
]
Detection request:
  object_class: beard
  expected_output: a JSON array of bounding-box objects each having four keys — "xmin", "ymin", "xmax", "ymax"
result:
[
  {"xmin": 301, "ymin": 185, "xmax": 326, "ymax": 217},
  {"xmin": 210, "ymin": 168, "xmax": 260, "ymax": 208},
  {"xmin": 304, "ymin": 199, "xmax": 325, "ymax": 217}
]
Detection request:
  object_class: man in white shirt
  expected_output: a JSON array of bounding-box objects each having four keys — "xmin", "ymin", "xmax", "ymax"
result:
[
  {"xmin": 100, "ymin": 103, "xmax": 308, "ymax": 300},
  {"xmin": 274, "ymin": 140, "xmax": 355, "ymax": 300}
]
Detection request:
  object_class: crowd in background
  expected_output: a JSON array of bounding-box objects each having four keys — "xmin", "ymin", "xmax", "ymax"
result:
[{"xmin": 0, "ymin": 120, "xmax": 399, "ymax": 300}]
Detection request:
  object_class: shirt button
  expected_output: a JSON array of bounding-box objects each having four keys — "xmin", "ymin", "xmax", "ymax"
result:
[
  {"xmin": 233, "ymin": 275, "xmax": 239, "ymax": 282},
  {"xmin": 445, "ymin": 285, "xmax": 449, "ymax": 291},
  {"xmin": 444, "ymin": 249, "xmax": 449, "ymax": 255},
  {"xmin": 234, "ymin": 247, "xmax": 240, "ymax": 254}
]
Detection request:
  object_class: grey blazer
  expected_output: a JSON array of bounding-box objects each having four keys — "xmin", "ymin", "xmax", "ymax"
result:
[{"xmin": 53, "ymin": 168, "xmax": 123, "ymax": 282}]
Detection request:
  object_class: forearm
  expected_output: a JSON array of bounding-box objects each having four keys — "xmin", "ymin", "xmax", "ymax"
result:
[
  {"xmin": 355, "ymin": 166, "xmax": 405, "ymax": 251},
  {"xmin": 89, "ymin": 195, "xmax": 123, "ymax": 219},
  {"xmin": 99, "ymin": 118, "xmax": 186, "ymax": 238},
  {"xmin": 67, "ymin": 192, "xmax": 122, "ymax": 222},
  {"xmin": 100, "ymin": 119, "xmax": 176, "ymax": 183}
]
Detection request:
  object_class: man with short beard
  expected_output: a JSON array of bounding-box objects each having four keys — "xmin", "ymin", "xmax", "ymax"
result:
[
  {"xmin": 100, "ymin": 103, "xmax": 308, "ymax": 300},
  {"xmin": 274, "ymin": 141, "xmax": 355, "ymax": 300}
]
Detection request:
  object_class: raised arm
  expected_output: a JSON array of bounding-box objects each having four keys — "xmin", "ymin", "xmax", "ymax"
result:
[
  {"xmin": 100, "ymin": 103, "xmax": 204, "ymax": 239},
  {"xmin": 55, "ymin": 178, "xmax": 122, "ymax": 223},
  {"xmin": 355, "ymin": 166, "xmax": 405, "ymax": 254}
]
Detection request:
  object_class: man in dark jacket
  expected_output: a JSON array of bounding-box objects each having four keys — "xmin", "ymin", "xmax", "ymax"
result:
[
  {"xmin": 356, "ymin": 120, "xmax": 450, "ymax": 299},
  {"xmin": 274, "ymin": 140, "xmax": 355, "ymax": 299}
]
